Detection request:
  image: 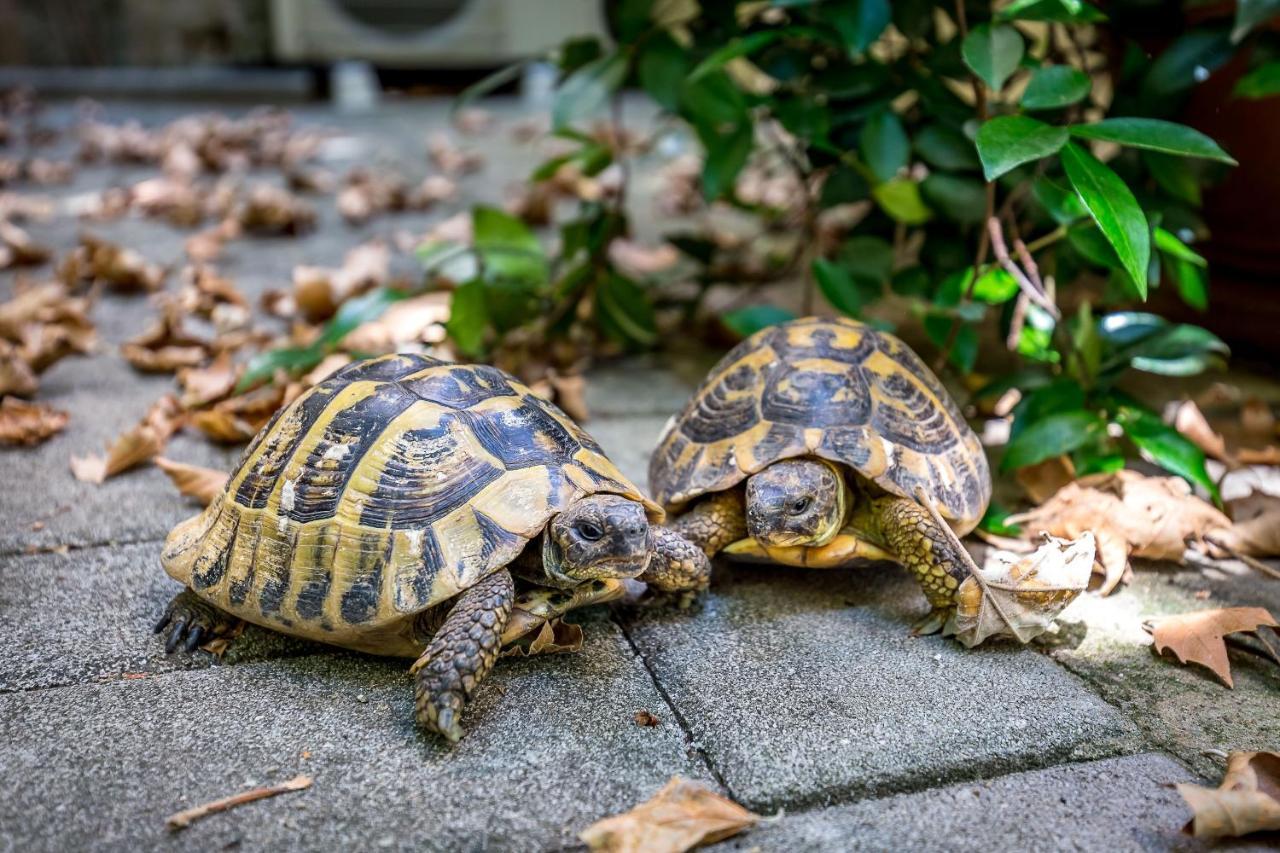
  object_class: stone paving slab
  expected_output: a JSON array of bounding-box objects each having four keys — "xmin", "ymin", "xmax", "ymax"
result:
[
  {"xmin": 713, "ymin": 752, "xmax": 1275, "ymax": 852},
  {"xmin": 0, "ymin": 610, "xmax": 708, "ymax": 852},
  {"xmin": 1043, "ymin": 569, "xmax": 1280, "ymax": 781},
  {"xmin": 621, "ymin": 562, "xmax": 1142, "ymax": 811},
  {"xmin": 0, "ymin": 540, "xmax": 315, "ymax": 693}
]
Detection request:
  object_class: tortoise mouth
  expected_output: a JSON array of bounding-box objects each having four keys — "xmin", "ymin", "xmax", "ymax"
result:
[{"xmin": 539, "ymin": 535, "xmax": 649, "ymax": 587}]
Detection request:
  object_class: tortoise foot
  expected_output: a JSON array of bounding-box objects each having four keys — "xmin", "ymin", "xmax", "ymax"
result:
[
  {"xmin": 154, "ymin": 589, "xmax": 239, "ymax": 654},
  {"xmin": 910, "ymin": 607, "xmax": 951, "ymax": 637}
]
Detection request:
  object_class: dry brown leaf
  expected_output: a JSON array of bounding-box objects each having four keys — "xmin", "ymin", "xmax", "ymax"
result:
[
  {"xmin": 59, "ymin": 232, "xmax": 166, "ymax": 293},
  {"xmin": 292, "ymin": 241, "xmax": 389, "ymax": 322},
  {"xmin": 189, "ymin": 409, "xmax": 256, "ymax": 444},
  {"xmin": 1206, "ymin": 492, "xmax": 1280, "ymax": 559},
  {"xmin": 500, "ymin": 618, "xmax": 585, "ymax": 658},
  {"xmin": 634, "ymin": 710, "xmax": 661, "ymax": 727},
  {"xmin": 1008, "ymin": 470, "xmax": 1232, "ymax": 594},
  {"xmin": 70, "ymin": 395, "xmax": 182, "ymax": 483},
  {"xmin": 1149, "ymin": 607, "xmax": 1278, "ymax": 687},
  {"xmin": 178, "ymin": 352, "xmax": 238, "ymax": 408},
  {"xmin": 155, "ymin": 457, "xmax": 229, "ymax": 506},
  {"xmin": 1173, "ymin": 400, "xmax": 1231, "ymax": 463},
  {"xmin": 1178, "ymin": 751, "xmax": 1280, "ymax": 839},
  {"xmin": 608, "ymin": 239, "xmax": 680, "ymax": 277},
  {"xmin": 236, "ymin": 184, "xmax": 315, "ymax": 235},
  {"xmin": 453, "ymin": 107, "xmax": 495, "ymax": 135},
  {"xmin": 130, "ymin": 176, "xmax": 204, "ymax": 227},
  {"xmin": 1237, "ymin": 446, "xmax": 1280, "ymax": 465},
  {"xmin": 189, "ymin": 384, "xmax": 287, "ymax": 444},
  {"xmin": 342, "ymin": 292, "xmax": 449, "ymax": 354},
  {"xmin": 301, "ymin": 353, "xmax": 352, "ymax": 388},
  {"xmin": 0, "ymin": 219, "xmax": 51, "ymax": 268},
  {"xmin": 547, "ymin": 370, "xmax": 590, "ymax": 423},
  {"xmin": 121, "ymin": 307, "xmax": 210, "ymax": 373},
  {"xmin": 952, "ymin": 532, "xmax": 1094, "ymax": 647},
  {"xmin": 0, "ymin": 396, "xmax": 67, "ymax": 445},
  {"xmin": 426, "ymin": 132, "xmax": 485, "ymax": 176},
  {"xmin": 0, "ymin": 341, "xmax": 38, "ymax": 396},
  {"xmin": 1014, "ymin": 454, "xmax": 1075, "ymax": 504},
  {"xmin": 1241, "ymin": 398, "xmax": 1276, "ymax": 438},
  {"xmin": 579, "ymin": 777, "xmax": 758, "ymax": 853}
]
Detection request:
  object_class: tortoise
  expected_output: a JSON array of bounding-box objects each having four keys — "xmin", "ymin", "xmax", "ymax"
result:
[
  {"xmin": 156, "ymin": 353, "xmax": 708, "ymax": 741},
  {"xmin": 648, "ymin": 316, "xmax": 991, "ymax": 634}
]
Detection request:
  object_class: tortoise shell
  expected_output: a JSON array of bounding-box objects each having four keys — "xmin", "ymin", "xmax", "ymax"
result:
[
  {"xmin": 648, "ymin": 317, "xmax": 990, "ymax": 531},
  {"xmin": 162, "ymin": 354, "xmax": 659, "ymax": 652}
]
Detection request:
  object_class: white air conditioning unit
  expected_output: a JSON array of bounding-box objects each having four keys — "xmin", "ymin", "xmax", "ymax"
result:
[{"xmin": 271, "ymin": 0, "xmax": 608, "ymax": 67}]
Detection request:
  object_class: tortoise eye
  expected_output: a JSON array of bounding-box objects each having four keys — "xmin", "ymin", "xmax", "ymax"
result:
[
  {"xmin": 576, "ymin": 522, "xmax": 604, "ymax": 541},
  {"xmin": 790, "ymin": 497, "xmax": 811, "ymax": 515}
]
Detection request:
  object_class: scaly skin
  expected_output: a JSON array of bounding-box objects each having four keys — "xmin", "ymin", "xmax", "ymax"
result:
[
  {"xmin": 867, "ymin": 495, "xmax": 968, "ymax": 635},
  {"xmin": 669, "ymin": 490, "xmax": 748, "ymax": 558},
  {"xmin": 154, "ymin": 589, "xmax": 242, "ymax": 654},
  {"xmin": 411, "ymin": 567, "xmax": 515, "ymax": 742}
]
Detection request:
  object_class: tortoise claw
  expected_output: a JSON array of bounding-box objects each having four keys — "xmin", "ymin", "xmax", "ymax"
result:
[
  {"xmin": 155, "ymin": 591, "xmax": 237, "ymax": 656},
  {"xmin": 183, "ymin": 626, "xmax": 206, "ymax": 653},
  {"xmin": 165, "ymin": 619, "xmax": 189, "ymax": 653},
  {"xmin": 435, "ymin": 707, "xmax": 464, "ymax": 743},
  {"xmin": 910, "ymin": 607, "xmax": 950, "ymax": 637}
]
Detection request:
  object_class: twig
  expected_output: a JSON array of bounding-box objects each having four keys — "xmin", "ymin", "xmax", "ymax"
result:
[
  {"xmin": 166, "ymin": 775, "xmax": 313, "ymax": 831},
  {"xmin": 988, "ymin": 218, "xmax": 1061, "ymax": 318},
  {"xmin": 1006, "ymin": 291, "xmax": 1030, "ymax": 351},
  {"xmin": 1203, "ymin": 536, "xmax": 1280, "ymax": 581}
]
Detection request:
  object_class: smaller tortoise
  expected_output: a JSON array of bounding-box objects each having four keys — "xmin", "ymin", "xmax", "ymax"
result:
[
  {"xmin": 157, "ymin": 354, "xmax": 708, "ymax": 741},
  {"xmin": 648, "ymin": 317, "xmax": 991, "ymax": 633}
]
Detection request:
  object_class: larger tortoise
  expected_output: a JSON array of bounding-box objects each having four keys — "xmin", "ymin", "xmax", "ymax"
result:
[
  {"xmin": 649, "ymin": 317, "xmax": 991, "ymax": 633},
  {"xmin": 156, "ymin": 354, "xmax": 708, "ymax": 741}
]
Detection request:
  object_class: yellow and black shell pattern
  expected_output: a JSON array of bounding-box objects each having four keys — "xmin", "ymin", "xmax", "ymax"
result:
[
  {"xmin": 649, "ymin": 317, "xmax": 991, "ymax": 531},
  {"xmin": 162, "ymin": 354, "xmax": 660, "ymax": 654}
]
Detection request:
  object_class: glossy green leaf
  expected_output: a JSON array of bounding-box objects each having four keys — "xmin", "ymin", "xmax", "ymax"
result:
[
  {"xmin": 1060, "ymin": 142, "xmax": 1150, "ymax": 298},
  {"xmin": 975, "ymin": 116, "xmax": 1069, "ymax": 181},
  {"xmin": 1233, "ymin": 0, "xmax": 1280, "ymax": 42},
  {"xmin": 839, "ymin": 236, "xmax": 894, "ymax": 283},
  {"xmin": 923, "ymin": 313, "xmax": 978, "ymax": 373},
  {"xmin": 972, "ymin": 268, "xmax": 1019, "ymax": 303},
  {"xmin": 813, "ymin": 258, "xmax": 863, "ymax": 316},
  {"xmin": 823, "ymin": 0, "xmax": 891, "ymax": 54},
  {"xmin": 553, "ymin": 52, "xmax": 628, "ymax": 129},
  {"xmin": 446, "ymin": 280, "xmax": 489, "ymax": 357},
  {"xmin": 595, "ymin": 274, "xmax": 657, "ymax": 347},
  {"xmin": 689, "ymin": 31, "xmax": 787, "ymax": 81},
  {"xmin": 1167, "ymin": 256, "xmax": 1209, "ymax": 311},
  {"xmin": 1010, "ymin": 379, "xmax": 1086, "ymax": 440},
  {"xmin": 1143, "ymin": 151, "xmax": 1202, "ymax": 206},
  {"xmin": 1144, "ymin": 31, "xmax": 1233, "ymax": 96},
  {"xmin": 722, "ymin": 305, "xmax": 797, "ymax": 338},
  {"xmin": 472, "ymin": 206, "xmax": 548, "ymax": 284},
  {"xmin": 1069, "ymin": 118, "xmax": 1236, "ymax": 164},
  {"xmin": 979, "ymin": 503, "xmax": 1023, "ymax": 536},
  {"xmin": 1153, "ymin": 227, "xmax": 1206, "ymax": 267},
  {"xmin": 1032, "ymin": 176, "xmax": 1088, "ymax": 224},
  {"xmin": 921, "ymin": 173, "xmax": 987, "ymax": 224},
  {"xmin": 1114, "ymin": 403, "xmax": 1219, "ymax": 502},
  {"xmin": 1021, "ymin": 65, "xmax": 1091, "ymax": 110},
  {"xmin": 237, "ymin": 345, "xmax": 323, "ymax": 392},
  {"xmin": 860, "ymin": 110, "xmax": 910, "ymax": 182},
  {"xmin": 320, "ymin": 288, "xmax": 412, "ymax": 348},
  {"xmin": 962, "ymin": 24, "xmax": 1025, "ymax": 92},
  {"xmin": 914, "ymin": 124, "xmax": 981, "ymax": 171},
  {"xmin": 997, "ymin": 0, "xmax": 1106, "ymax": 22},
  {"xmin": 637, "ymin": 32, "xmax": 689, "ymax": 111},
  {"xmin": 1235, "ymin": 61, "xmax": 1280, "ymax": 98},
  {"xmin": 701, "ymin": 120, "xmax": 754, "ymax": 200},
  {"xmin": 1001, "ymin": 410, "xmax": 1106, "ymax": 471},
  {"xmin": 872, "ymin": 179, "xmax": 932, "ymax": 224}
]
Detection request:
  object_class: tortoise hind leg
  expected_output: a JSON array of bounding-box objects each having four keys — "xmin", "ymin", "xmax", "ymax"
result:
[
  {"xmin": 154, "ymin": 589, "xmax": 242, "ymax": 654},
  {"xmin": 870, "ymin": 496, "xmax": 969, "ymax": 636},
  {"xmin": 412, "ymin": 567, "xmax": 515, "ymax": 742}
]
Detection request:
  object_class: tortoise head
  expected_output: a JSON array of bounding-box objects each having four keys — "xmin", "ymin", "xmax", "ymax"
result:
[
  {"xmin": 745, "ymin": 457, "xmax": 848, "ymax": 548},
  {"xmin": 542, "ymin": 494, "xmax": 652, "ymax": 588}
]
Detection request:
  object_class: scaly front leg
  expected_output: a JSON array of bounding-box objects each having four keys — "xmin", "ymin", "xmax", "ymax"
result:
[
  {"xmin": 871, "ymin": 496, "xmax": 970, "ymax": 635},
  {"xmin": 411, "ymin": 567, "xmax": 514, "ymax": 742}
]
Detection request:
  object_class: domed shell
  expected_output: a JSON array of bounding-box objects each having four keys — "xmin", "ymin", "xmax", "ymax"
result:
[
  {"xmin": 162, "ymin": 354, "xmax": 659, "ymax": 649},
  {"xmin": 648, "ymin": 317, "xmax": 990, "ymax": 531}
]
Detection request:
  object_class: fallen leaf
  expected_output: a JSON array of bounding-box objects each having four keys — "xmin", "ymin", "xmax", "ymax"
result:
[
  {"xmin": 121, "ymin": 306, "xmax": 210, "ymax": 373},
  {"xmin": 0, "ymin": 341, "xmax": 38, "ymax": 395},
  {"xmin": 634, "ymin": 710, "xmax": 661, "ymax": 727},
  {"xmin": 453, "ymin": 107, "xmax": 495, "ymax": 135},
  {"xmin": 301, "ymin": 353, "xmax": 352, "ymax": 387},
  {"xmin": 0, "ymin": 219, "xmax": 51, "ymax": 268},
  {"xmin": 0, "ymin": 396, "xmax": 68, "ymax": 445},
  {"xmin": 547, "ymin": 370, "xmax": 590, "ymax": 423},
  {"xmin": 1172, "ymin": 400, "xmax": 1231, "ymax": 463},
  {"xmin": 189, "ymin": 384, "xmax": 287, "ymax": 444},
  {"xmin": 1240, "ymin": 398, "xmax": 1276, "ymax": 439},
  {"xmin": 236, "ymin": 184, "xmax": 315, "ymax": 235},
  {"xmin": 1178, "ymin": 751, "xmax": 1280, "ymax": 839},
  {"xmin": 341, "ymin": 292, "xmax": 449, "ymax": 353},
  {"xmin": 426, "ymin": 132, "xmax": 485, "ymax": 176},
  {"xmin": 70, "ymin": 396, "xmax": 181, "ymax": 482},
  {"xmin": 199, "ymin": 618, "xmax": 245, "ymax": 658},
  {"xmin": 155, "ymin": 457, "xmax": 229, "ymax": 506},
  {"xmin": 579, "ymin": 777, "xmax": 758, "ymax": 853},
  {"xmin": 129, "ymin": 176, "xmax": 204, "ymax": 227},
  {"xmin": 59, "ymin": 232, "xmax": 166, "ymax": 293},
  {"xmin": 1237, "ymin": 446, "xmax": 1280, "ymax": 465},
  {"xmin": 178, "ymin": 352, "xmax": 238, "ymax": 408},
  {"xmin": 1014, "ymin": 454, "xmax": 1075, "ymax": 504},
  {"xmin": 500, "ymin": 618, "xmax": 585, "ymax": 658},
  {"xmin": 952, "ymin": 532, "xmax": 1094, "ymax": 647},
  {"xmin": 1209, "ymin": 492, "xmax": 1280, "ymax": 558},
  {"xmin": 166, "ymin": 774, "xmax": 312, "ymax": 832},
  {"xmin": 608, "ymin": 239, "xmax": 680, "ymax": 277},
  {"xmin": 293, "ymin": 241, "xmax": 389, "ymax": 322},
  {"xmin": 1008, "ymin": 470, "xmax": 1232, "ymax": 594},
  {"xmin": 1149, "ymin": 607, "xmax": 1278, "ymax": 687}
]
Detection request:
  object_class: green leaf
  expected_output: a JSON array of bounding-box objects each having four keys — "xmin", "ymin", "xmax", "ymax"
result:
[
  {"xmin": 472, "ymin": 206, "xmax": 548, "ymax": 284},
  {"xmin": 446, "ymin": 280, "xmax": 490, "ymax": 358},
  {"xmin": 1032, "ymin": 176, "xmax": 1087, "ymax": 224},
  {"xmin": 1153, "ymin": 227, "xmax": 1206, "ymax": 267},
  {"xmin": 701, "ymin": 120, "xmax": 754, "ymax": 200},
  {"xmin": 923, "ymin": 314, "xmax": 978, "ymax": 373},
  {"xmin": 1235, "ymin": 61, "xmax": 1280, "ymax": 98},
  {"xmin": 921, "ymin": 173, "xmax": 987, "ymax": 224},
  {"xmin": 237, "ymin": 345, "xmax": 323, "ymax": 392},
  {"xmin": 975, "ymin": 115, "xmax": 1069, "ymax": 181},
  {"xmin": 320, "ymin": 288, "xmax": 412, "ymax": 348},
  {"xmin": 1233, "ymin": 0, "xmax": 1280, "ymax": 42},
  {"xmin": 596, "ymin": 273, "xmax": 657, "ymax": 347},
  {"xmin": 1114, "ymin": 403, "xmax": 1220, "ymax": 502},
  {"xmin": 1143, "ymin": 151, "xmax": 1202, "ymax": 206},
  {"xmin": 972, "ymin": 268, "xmax": 1019, "ymax": 303},
  {"xmin": 872, "ymin": 179, "xmax": 932, "ymax": 224},
  {"xmin": 838, "ymin": 235, "xmax": 894, "ymax": 284},
  {"xmin": 689, "ymin": 31, "xmax": 787, "ymax": 81},
  {"xmin": 1067, "ymin": 223, "xmax": 1121, "ymax": 269},
  {"xmin": 1060, "ymin": 142, "xmax": 1150, "ymax": 298},
  {"xmin": 860, "ymin": 110, "xmax": 910, "ymax": 182},
  {"xmin": 823, "ymin": 0, "xmax": 891, "ymax": 54},
  {"xmin": 1021, "ymin": 65, "xmax": 1091, "ymax": 110},
  {"xmin": 553, "ymin": 52, "xmax": 628, "ymax": 129},
  {"xmin": 813, "ymin": 258, "xmax": 864, "ymax": 316},
  {"xmin": 454, "ymin": 61, "xmax": 526, "ymax": 114},
  {"xmin": 979, "ymin": 503, "xmax": 1023, "ymax": 536},
  {"xmin": 1167, "ymin": 256, "xmax": 1209, "ymax": 311},
  {"xmin": 962, "ymin": 23, "xmax": 1025, "ymax": 92},
  {"xmin": 1001, "ymin": 410, "xmax": 1106, "ymax": 471},
  {"xmin": 1144, "ymin": 31, "xmax": 1233, "ymax": 96},
  {"xmin": 997, "ymin": 0, "xmax": 1106, "ymax": 23},
  {"xmin": 1009, "ymin": 379, "xmax": 1086, "ymax": 440},
  {"xmin": 1069, "ymin": 118, "xmax": 1236, "ymax": 164},
  {"xmin": 722, "ymin": 305, "xmax": 797, "ymax": 338},
  {"xmin": 891, "ymin": 266, "xmax": 932, "ymax": 297},
  {"xmin": 914, "ymin": 124, "xmax": 981, "ymax": 171},
  {"xmin": 637, "ymin": 32, "xmax": 689, "ymax": 112}
]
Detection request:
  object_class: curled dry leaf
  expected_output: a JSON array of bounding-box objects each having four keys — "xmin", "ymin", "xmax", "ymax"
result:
[
  {"xmin": 1209, "ymin": 491, "xmax": 1280, "ymax": 558},
  {"xmin": 0, "ymin": 395, "xmax": 68, "ymax": 445},
  {"xmin": 70, "ymin": 395, "xmax": 182, "ymax": 483},
  {"xmin": 293, "ymin": 241, "xmax": 389, "ymax": 322},
  {"xmin": 0, "ymin": 341, "xmax": 38, "ymax": 396},
  {"xmin": 547, "ymin": 370, "xmax": 590, "ymax": 423},
  {"xmin": 579, "ymin": 777, "xmax": 758, "ymax": 853},
  {"xmin": 121, "ymin": 306, "xmax": 210, "ymax": 373},
  {"xmin": 499, "ymin": 618, "xmax": 585, "ymax": 658},
  {"xmin": 1240, "ymin": 398, "xmax": 1276, "ymax": 438},
  {"xmin": 1171, "ymin": 398, "xmax": 1280, "ymax": 470},
  {"xmin": 129, "ymin": 176, "xmax": 204, "ymax": 227},
  {"xmin": 342, "ymin": 292, "xmax": 449, "ymax": 354},
  {"xmin": 0, "ymin": 219, "xmax": 51, "ymax": 269},
  {"xmin": 236, "ymin": 184, "xmax": 315, "ymax": 236},
  {"xmin": 190, "ymin": 383, "xmax": 290, "ymax": 444},
  {"xmin": 178, "ymin": 352, "xmax": 238, "ymax": 408},
  {"xmin": 426, "ymin": 132, "xmax": 485, "ymax": 176},
  {"xmin": 1178, "ymin": 751, "xmax": 1280, "ymax": 839},
  {"xmin": 59, "ymin": 232, "xmax": 165, "ymax": 293},
  {"xmin": 607, "ymin": 239, "xmax": 680, "ymax": 278},
  {"xmin": 453, "ymin": 107, "xmax": 495, "ymax": 135},
  {"xmin": 1173, "ymin": 400, "xmax": 1231, "ymax": 463},
  {"xmin": 154, "ymin": 457, "xmax": 229, "ymax": 506},
  {"xmin": 1148, "ymin": 607, "xmax": 1279, "ymax": 688},
  {"xmin": 301, "ymin": 353, "xmax": 352, "ymax": 387},
  {"xmin": 952, "ymin": 532, "xmax": 1094, "ymax": 647},
  {"xmin": 1014, "ymin": 454, "xmax": 1075, "ymax": 504},
  {"xmin": 1008, "ymin": 470, "xmax": 1232, "ymax": 595}
]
